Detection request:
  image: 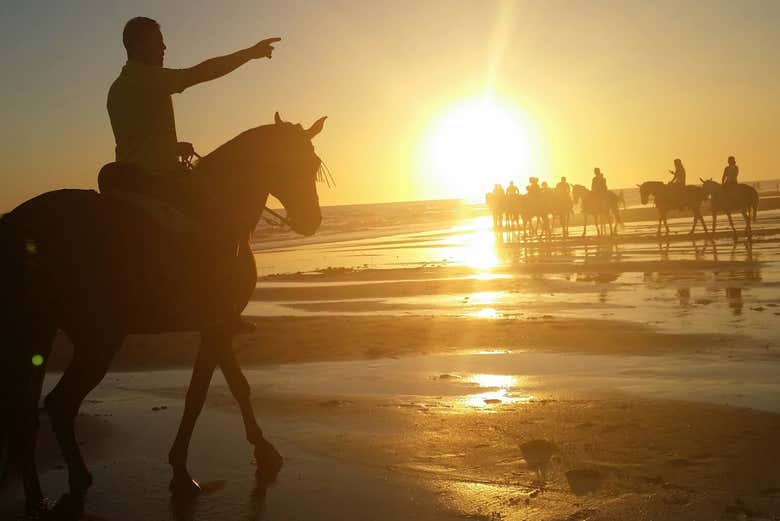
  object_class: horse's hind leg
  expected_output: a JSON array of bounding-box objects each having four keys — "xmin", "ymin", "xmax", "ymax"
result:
[
  {"xmin": 11, "ymin": 323, "xmax": 56, "ymax": 516},
  {"xmin": 44, "ymin": 330, "xmax": 122, "ymax": 514},
  {"xmin": 742, "ymin": 210, "xmax": 752, "ymax": 239},
  {"xmin": 726, "ymin": 213, "xmax": 737, "ymax": 237}
]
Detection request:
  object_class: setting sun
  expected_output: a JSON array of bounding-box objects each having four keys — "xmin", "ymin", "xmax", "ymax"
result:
[{"xmin": 423, "ymin": 96, "xmax": 538, "ymax": 200}]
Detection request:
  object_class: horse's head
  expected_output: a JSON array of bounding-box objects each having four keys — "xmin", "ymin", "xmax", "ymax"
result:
[
  {"xmin": 571, "ymin": 184, "xmax": 584, "ymax": 204},
  {"xmin": 700, "ymin": 177, "xmax": 718, "ymax": 196},
  {"xmin": 638, "ymin": 182, "xmax": 651, "ymax": 205},
  {"xmin": 260, "ymin": 112, "xmax": 327, "ymax": 236}
]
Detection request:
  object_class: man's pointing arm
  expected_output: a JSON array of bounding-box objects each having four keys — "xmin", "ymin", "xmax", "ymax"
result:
[{"xmin": 167, "ymin": 37, "xmax": 281, "ymax": 93}]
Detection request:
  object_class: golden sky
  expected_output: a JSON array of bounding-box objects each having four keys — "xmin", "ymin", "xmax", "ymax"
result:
[{"xmin": 2, "ymin": 0, "xmax": 779, "ymax": 211}]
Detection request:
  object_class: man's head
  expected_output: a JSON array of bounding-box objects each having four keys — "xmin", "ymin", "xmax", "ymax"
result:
[
  {"xmin": 728, "ymin": 156, "xmax": 736, "ymax": 165},
  {"xmin": 561, "ymin": 176, "xmax": 567, "ymax": 182},
  {"xmin": 123, "ymin": 17, "xmax": 165, "ymax": 66},
  {"xmin": 594, "ymin": 167, "xmax": 601, "ymax": 176}
]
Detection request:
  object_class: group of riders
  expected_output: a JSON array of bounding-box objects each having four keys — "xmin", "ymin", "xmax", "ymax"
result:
[{"xmin": 487, "ymin": 155, "xmax": 743, "ymax": 237}]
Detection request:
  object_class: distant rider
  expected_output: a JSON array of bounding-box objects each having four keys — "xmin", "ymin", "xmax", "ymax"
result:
[
  {"xmin": 526, "ymin": 177, "xmax": 540, "ymax": 195},
  {"xmin": 591, "ymin": 168, "xmax": 607, "ymax": 193},
  {"xmin": 668, "ymin": 158, "xmax": 686, "ymax": 187},
  {"xmin": 555, "ymin": 177, "xmax": 571, "ymax": 195},
  {"xmin": 722, "ymin": 156, "xmax": 739, "ymax": 186}
]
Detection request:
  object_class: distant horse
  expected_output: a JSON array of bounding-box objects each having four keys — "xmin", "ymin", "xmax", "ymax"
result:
[
  {"xmin": 572, "ymin": 185, "xmax": 621, "ymax": 237},
  {"xmin": 486, "ymin": 191, "xmax": 506, "ymax": 229},
  {"xmin": 0, "ymin": 113, "xmax": 326, "ymax": 517},
  {"xmin": 700, "ymin": 179, "xmax": 759, "ymax": 238},
  {"xmin": 549, "ymin": 189, "xmax": 573, "ymax": 238},
  {"xmin": 504, "ymin": 192, "xmax": 522, "ymax": 229},
  {"xmin": 638, "ymin": 181, "xmax": 708, "ymax": 238},
  {"xmin": 518, "ymin": 191, "xmax": 552, "ymax": 240}
]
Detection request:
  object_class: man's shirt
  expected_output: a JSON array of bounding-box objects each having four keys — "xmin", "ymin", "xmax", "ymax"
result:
[{"xmin": 107, "ymin": 61, "xmax": 196, "ymax": 175}]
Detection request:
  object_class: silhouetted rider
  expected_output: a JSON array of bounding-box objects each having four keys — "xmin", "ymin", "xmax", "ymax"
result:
[
  {"xmin": 506, "ymin": 181, "xmax": 519, "ymax": 196},
  {"xmin": 106, "ymin": 17, "xmax": 280, "ymax": 186},
  {"xmin": 722, "ymin": 156, "xmax": 739, "ymax": 186},
  {"xmin": 555, "ymin": 177, "xmax": 571, "ymax": 195},
  {"xmin": 591, "ymin": 168, "xmax": 607, "ymax": 193},
  {"xmin": 526, "ymin": 177, "xmax": 540, "ymax": 195},
  {"xmin": 668, "ymin": 158, "xmax": 686, "ymax": 187}
]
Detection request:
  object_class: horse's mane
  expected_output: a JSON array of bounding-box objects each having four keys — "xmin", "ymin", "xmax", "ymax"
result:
[{"xmin": 193, "ymin": 123, "xmax": 334, "ymax": 187}]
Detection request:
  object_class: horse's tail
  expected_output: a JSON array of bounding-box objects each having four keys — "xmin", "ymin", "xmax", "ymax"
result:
[
  {"xmin": 610, "ymin": 196, "xmax": 624, "ymax": 228},
  {"xmin": 751, "ymin": 189, "xmax": 759, "ymax": 223},
  {"xmin": 0, "ymin": 215, "xmax": 31, "ymax": 485}
]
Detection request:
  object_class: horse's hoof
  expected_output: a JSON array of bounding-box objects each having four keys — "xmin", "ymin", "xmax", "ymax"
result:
[
  {"xmin": 45, "ymin": 493, "xmax": 84, "ymax": 521},
  {"xmin": 169, "ymin": 475, "xmax": 202, "ymax": 499},
  {"xmin": 254, "ymin": 439, "xmax": 283, "ymax": 478}
]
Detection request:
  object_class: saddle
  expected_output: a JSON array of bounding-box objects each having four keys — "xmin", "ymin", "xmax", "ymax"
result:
[{"xmin": 97, "ymin": 162, "xmax": 199, "ymax": 235}]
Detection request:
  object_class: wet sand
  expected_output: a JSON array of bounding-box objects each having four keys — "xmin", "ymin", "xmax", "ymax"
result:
[
  {"xmin": 3, "ymin": 209, "xmax": 780, "ymax": 519},
  {"xmin": 2, "ymin": 364, "xmax": 780, "ymax": 520}
]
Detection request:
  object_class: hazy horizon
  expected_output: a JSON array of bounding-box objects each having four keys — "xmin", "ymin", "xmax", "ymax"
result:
[{"xmin": 2, "ymin": 0, "xmax": 779, "ymax": 212}]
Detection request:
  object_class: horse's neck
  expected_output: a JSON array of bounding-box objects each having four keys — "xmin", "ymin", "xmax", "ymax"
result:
[{"xmin": 191, "ymin": 147, "xmax": 266, "ymax": 241}]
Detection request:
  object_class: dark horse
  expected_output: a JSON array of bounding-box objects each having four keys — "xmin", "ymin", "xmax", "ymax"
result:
[
  {"xmin": 0, "ymin": 112, "xmax": 326, "ymax": 517},
  {"xmin": 571, "ymin": 185, "xmax": 621, "ymax": 237},
  {"xmin": 638, "ymin": 181, "xmax": 709, "ymax": 238},
  {"xmin": 700, "ymin": 178, "xmax": 759, "ymax": 238}
]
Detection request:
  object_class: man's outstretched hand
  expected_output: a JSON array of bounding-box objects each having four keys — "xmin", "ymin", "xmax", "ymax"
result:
[{"xmin": 250, "ymin": 37, "xmax": 282, "ymax": 59}]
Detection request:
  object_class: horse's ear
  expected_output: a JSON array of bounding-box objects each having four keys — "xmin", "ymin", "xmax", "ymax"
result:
[
  {"xmin": 636, "ymin": 184, "xmax": 641, "ymax": 188},
  {"xmin": 305, "ymin": 116, "xmax": 327, "ymax": 139},
  {"xmin": 274, "ymin": 112, "xmax": 283, "ymax": 125},
  {"xmin": 699, "ymin": 177, "xmax": 705, "ymax": 183}
]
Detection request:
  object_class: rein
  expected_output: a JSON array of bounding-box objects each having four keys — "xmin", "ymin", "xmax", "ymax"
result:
[{"xmin": 183, "ymin": 148, "xmax": 294, "ymax": 230}]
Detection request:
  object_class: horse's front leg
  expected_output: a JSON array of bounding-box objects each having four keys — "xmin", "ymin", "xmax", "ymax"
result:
[
  {"xmin": 168, "ymin": 329, "xmax": 222, "ymax": 497},
  {"xmin": 582, "ymin": 214, "xmax": 588, "ymax": 237},
  {"xmin": 726, "ymin": 212, "xmax": 737, "ymax": 237},
  {"xmin": 697, "ymin": 212, "xmax": 710, "ymax": 239},
  {"xmin": 219, "ymin": 344, "xmax": 283, "ymax": 479}
]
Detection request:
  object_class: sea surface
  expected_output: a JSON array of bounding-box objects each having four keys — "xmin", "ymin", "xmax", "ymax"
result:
[{"xmin": 247, "ymin": 194, "xmax": 780, "ymax": 413}]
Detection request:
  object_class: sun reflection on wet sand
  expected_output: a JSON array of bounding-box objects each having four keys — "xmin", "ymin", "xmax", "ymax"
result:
[
  {"xmin": 470, "ymin": 308, "xmax": 501, "ymax": 319},
  {"xmin": 461, "ymin": 374, "xmax": 533, "ymax": 408},
  {"xmin": 443, "ymin": 216, "xmax": 501, "ymax": 270}
]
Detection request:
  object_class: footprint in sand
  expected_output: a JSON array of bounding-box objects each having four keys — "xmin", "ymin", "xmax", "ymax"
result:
[
  {"xmin": 520, "ymin": 439, "xmax": 557, "ymax": 480},
  {"xmin": 565, "ymin": 469, "xmax": 604, "ymax": 495}
]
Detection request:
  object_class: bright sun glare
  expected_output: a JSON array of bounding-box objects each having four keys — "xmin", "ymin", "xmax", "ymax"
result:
[{"xmin": 425, "ymin": 96, "xmax": 536, "ymax": 201}]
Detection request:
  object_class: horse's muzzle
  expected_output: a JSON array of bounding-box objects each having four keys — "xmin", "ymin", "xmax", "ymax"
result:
[{"xmin": 289, "ymin": 213, "xmax": 322, "ymax": 237}]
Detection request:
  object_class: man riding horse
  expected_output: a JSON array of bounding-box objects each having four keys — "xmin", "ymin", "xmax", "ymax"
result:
[
  {"xmin": 104, "ymin": 17, "xmax": 280, "ymax": 205},
  {"xmin": 105, "ymin": 17, "xmax": 281, "ymax": 333},
  {"xmin": 2, "ymin": 16, "xmax": 329, "ymax": 518}
]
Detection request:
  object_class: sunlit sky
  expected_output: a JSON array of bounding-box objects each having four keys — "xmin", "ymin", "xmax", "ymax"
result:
[{"xmin": 2, "ymin": 0, "xmax": 778, "ymax": 211}]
